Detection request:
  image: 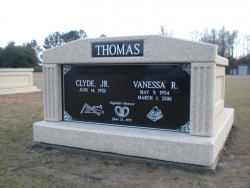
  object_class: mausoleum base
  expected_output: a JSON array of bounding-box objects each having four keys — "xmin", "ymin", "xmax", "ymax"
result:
[{"xmin": 33, "ymin": 108, "xmax": 234, "ymax": 167}]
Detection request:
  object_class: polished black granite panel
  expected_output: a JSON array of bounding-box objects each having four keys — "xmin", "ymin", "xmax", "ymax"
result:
[{"xmin": 62, "ymin": 64, "xmax": 191, "ymax": 132}]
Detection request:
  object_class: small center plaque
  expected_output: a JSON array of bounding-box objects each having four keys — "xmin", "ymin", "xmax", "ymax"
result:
[{"xmin": 62, "ymin": 64, "xmax": 191, "ymax": 132}]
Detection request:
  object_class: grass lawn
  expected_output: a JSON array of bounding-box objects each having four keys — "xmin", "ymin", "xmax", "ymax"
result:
[{"xmin": 0, "ymin": 74, "xmax": 249, "ymax": 188}]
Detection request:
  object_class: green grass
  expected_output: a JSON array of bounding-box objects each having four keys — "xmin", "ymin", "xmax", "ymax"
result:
[
  {"xmin": 225, "ymin": 75, "xmax": 250, "ymax": 154},
  {"xmin": 0, "ymin": 75, "xmax": 250, "ymax": 187},
  {"xmin": 225, "ymin": 75, "xmax": 250, "ymax": 123}
]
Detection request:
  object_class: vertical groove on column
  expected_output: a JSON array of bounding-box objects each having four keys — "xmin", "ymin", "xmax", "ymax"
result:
[
  {"xmin": 190, "ymin": 63, "xmax": 214, "ymax": 137},
  {"xmin": 199, "ymin": 67, "xmax": 205, "ymax": 133},
  {"xmin": 205, "ymin": 66, "xmax": 212, "ymax": 134},
  {"xmin": 47, "ymin": 67, "xmax": 51, "ymax": 118},
  {"xmin": 48, "ymin": 67, "xmax": 51, "ymax": 117},
  {"xmin": 52, "ymin": 70, "xmax": 56, "ymax": 118},
  {"xmin": 50, "ymin": 68, "xmax": 54, "ymax": 118},
  {"xmin": 43, "ymin": 67, "xmax": 48, "ymax": 118},
  {"xmin": 193, "ymin": 67, "xmax": 199, "ymax": 134}
]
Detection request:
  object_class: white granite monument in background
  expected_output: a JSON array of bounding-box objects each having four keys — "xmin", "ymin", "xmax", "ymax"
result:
[
  {"xmin": 0, "ymin": 68, "xmax": 41, "ymax": 95},
  {"xmin": 33, "ymin": 35, "xmax": 234, "ymax": 169}
]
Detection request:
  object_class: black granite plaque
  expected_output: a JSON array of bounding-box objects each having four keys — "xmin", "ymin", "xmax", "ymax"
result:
[
  {"xmin": 92, "ymin": 41, "xmax": 143, "ymax": 57},
  {"xmin": 62, "ymin": 64, "xmax": 191, "ymax": 132}
]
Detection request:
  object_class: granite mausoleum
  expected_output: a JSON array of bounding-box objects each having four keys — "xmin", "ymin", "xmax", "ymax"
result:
[{"xmin": 33, "ymin": 35, "xmax": 234, "ymax": 168}]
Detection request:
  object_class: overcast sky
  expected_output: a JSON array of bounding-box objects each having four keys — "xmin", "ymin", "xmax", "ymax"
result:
[{"xmin": 1, "ymin": 0, "xmax": 249, "ymax": 48}]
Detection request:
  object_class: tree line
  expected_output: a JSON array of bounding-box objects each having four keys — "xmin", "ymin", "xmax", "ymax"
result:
[
  {"xmin": 189, "ymin": 27, "xmax": 250, "ymax": 71},
  {"xmin": 43, "ymin": 30, "xmax": 107, "ymax": 49},
  {"xmin": 160, "ymin": 25, "xmax": 250, "ymax": 72},
  {"xmin": 0, "ymin": 40, "xmax": 42, "ymax": 68},
  {"xmin": 0, "ymin": 30, "xmax": 88, "ymax": 68},
  {"xmin": 43, "ymin": 30, "xmax": 87, "ymax": 49},
  {"xmin": 1, "ymin": 27, "xmax": 249, "ymax": 70}
]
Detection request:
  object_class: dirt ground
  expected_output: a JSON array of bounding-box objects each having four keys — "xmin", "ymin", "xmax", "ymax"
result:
[{"xmin": 0, "ymin": 73, "xmax": 249, "ymax": 188}]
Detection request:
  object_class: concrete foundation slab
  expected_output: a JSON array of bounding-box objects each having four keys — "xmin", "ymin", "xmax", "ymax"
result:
[{"xmin": 30, "ymin": 140, "xmax": 224, "ymax": 173}]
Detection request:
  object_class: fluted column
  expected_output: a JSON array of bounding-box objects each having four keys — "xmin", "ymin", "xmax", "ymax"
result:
[
  {"xmin": 43, "ymin": 64, "xmax": 62, "ymax": 121},
  {"xmin": 190, "ymin": 62, "xmax": 215, "ymax": 137}
]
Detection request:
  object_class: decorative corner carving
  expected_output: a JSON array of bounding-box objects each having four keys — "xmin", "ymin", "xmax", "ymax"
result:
[
  {"xmin": 180, "ymin": 121, "xmax": 190, "ymax": 133},
  {"xmin": 63, "ymin": 65, "xmax": 72, "ymax": 75},
  {"xmin": 64, "ymin": 111, "xmax": 73, "ymax": 121},
  {"xmin": 182, "ymin": 64, "xmax": 191, "ymax": 76}
]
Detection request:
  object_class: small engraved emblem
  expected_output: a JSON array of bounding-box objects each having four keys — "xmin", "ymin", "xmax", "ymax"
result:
[
  {"xmin": 114, "ymin": 106, "xmax": 129, "ymax": 117},
  {"xmin": 80, "ymin": 103, "xmax": 104, "ymax": 116},
  {"xmin": 147, "ymin": 106, "xmax": 163, "ymax": 122}
]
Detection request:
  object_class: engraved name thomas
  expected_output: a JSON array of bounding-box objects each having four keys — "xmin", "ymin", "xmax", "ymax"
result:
[{"xmin": 92, "ymin": 41, "xmax": 143, "ymax": 57}]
